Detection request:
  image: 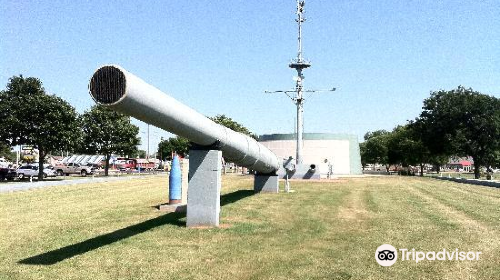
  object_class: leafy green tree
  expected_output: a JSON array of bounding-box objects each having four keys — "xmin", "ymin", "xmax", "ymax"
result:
[
  {"xmin": 0, "ymin": 75, "xmax": 80, "ymax": 179},
  {"xmin": 364, "ymin": 130, "xmax": 390, "ymax": 140},
  {"xmin": 386, "ymin": 125, "xmax": 430, "ymax": 175},
  {"xmin": 137, "ymin": 150, "xmax": 147, "ymax": 159},
  {"xmin": 416, "ymin": 86, "xmax": 500, "ymax": 178},
  {"xmin": 0, "ymin": 142, "xmax": 16, "ymax": 162},
  {"xmin": 210, "ymin": 114, "xmax": 256, "ymax": 138},
  {"xmin": 80, "ymin": 105, "xmax": 140, "ymax": 176},
  {"xmin": 360, "ymin": 130, "xmax": 390, "ymax": 171},
  {"xmin": 409, "ymin": 120, "xmax": 448, "ymax": 173},
  {"xmin": 157, "ymin": 136, "xmax": 190, "ymax": 159}
]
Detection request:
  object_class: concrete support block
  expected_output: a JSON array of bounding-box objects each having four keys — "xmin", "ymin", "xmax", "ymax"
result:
[
  {"xmin": 254, "ymin": 174, "xmax": 279, "ymax": 193},
  {"xmin": 186, "ymin": 149, "xmax": 222, "ymax": 228}
]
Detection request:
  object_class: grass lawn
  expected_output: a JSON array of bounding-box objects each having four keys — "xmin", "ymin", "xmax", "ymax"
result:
[{"xmin": 1, "ymin": 175, "xmax": 500, "ymax": 279}]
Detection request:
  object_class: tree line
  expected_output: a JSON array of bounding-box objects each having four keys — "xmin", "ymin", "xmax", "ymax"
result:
[
  {"xmin": 360, "ymin": 86, "xmax": 500, "ymax": 179},
  {"xmin": 0, "ymin": 75, "xmax": 255, "ymax": 179},
  {"xmin": 0, "ymin": 75, "xmax": 141, "ymax": 179}
]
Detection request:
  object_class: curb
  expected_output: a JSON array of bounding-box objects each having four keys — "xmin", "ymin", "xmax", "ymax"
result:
[{"xmin": 432, "ymin": 176, "xmax": 500, "ymax": 188}]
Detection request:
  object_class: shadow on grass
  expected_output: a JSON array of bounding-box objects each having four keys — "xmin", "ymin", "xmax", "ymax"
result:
[{"xmin": 19, "ymin": 189, "xmax": 254, "ymax": 265}]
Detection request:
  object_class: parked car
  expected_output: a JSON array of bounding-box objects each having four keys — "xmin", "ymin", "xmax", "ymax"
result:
[
  {"xmin": 17, "ymin": 165, "xmax": 57, "ymax": 179},
  {"xmin": 0, "ymin": 167, "xmax": 16, "ymax": 181},
  {"xmin": 54, "ymin": 162, "xmax": 94, "ymax": 176}
]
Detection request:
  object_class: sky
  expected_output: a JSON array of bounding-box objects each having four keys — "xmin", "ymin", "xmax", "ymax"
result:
[{"xmin": 1, "ymin": 0, "xmax": 499, "ymax": 152}]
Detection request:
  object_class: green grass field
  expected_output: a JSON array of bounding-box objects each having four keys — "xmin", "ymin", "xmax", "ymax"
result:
[{"xmin": 1, "ymin": 175, "xmax": 500, "ymax": 279}]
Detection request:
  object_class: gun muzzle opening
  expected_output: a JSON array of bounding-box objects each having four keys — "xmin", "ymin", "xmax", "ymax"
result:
[{"xmin": 89, "ymin": 65, "xmax": 127, "ymax": 105}]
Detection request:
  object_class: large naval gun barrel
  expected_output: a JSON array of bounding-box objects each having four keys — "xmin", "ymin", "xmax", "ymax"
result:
[{"xmin": 89, "ymin": 65, "xmax": 280, "ymax": 174}]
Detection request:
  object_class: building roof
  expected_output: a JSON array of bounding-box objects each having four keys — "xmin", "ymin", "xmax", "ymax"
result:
[
  {"xmin": 259, "ymin": 133, "xmax": 359, "ymax": 141},
  {"xmin": 448, "ymin": 157, "xmax": 474, "ymax": 166},
  {"xmin": 49, "ymin": 155, "xmax": 63, "ymax": 160}
]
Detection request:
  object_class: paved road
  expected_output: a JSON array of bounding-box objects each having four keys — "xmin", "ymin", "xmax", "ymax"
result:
[{"xmin": 0, "ymin": 173, "xmax": 167, "ymax": 193}]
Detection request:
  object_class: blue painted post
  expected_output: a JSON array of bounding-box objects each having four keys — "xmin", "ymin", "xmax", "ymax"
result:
[{"xmin": 169, "ymin": 155, "xmax": 182, "ymax": 204}]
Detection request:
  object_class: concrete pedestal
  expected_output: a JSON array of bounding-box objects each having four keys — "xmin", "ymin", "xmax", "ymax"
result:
[
  {"xmin": 186, "ymin": 149, "xmax": 222, "ymax": 228},
  {"xmin": 254, "ymin": 174, "xmax": 279, "ymax": 193}
]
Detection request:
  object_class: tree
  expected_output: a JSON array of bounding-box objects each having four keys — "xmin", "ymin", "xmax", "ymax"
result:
[
  {"xmin": 0, "ymin": 75, "xmax": 80, "ymax": 179},
  {"xmin": 137, "ymin": 150, "xmax": 147, "ymax": 159},
  {"xmin": 386, "ymin": 125, "xmax": 429, "ymax": 175},
  {"xmin": 364, "ymin": 130, "xmax": 390, "ymax": 140},
  {"xmin": 157, "ymin": 136, "xmax": 190, "ymax": 160},
  {"xmin": 416, "ymin": 86, "xmax": 500, "ymax": 178},
  {"xmin": 80, "ymin": 105, "xmax": 140, "ymax": 176},
  {"xmin": 210, "ymin": 114, "xmax": 256, "ymax": 138},
  {"xmin": 0, "ymin": 142, "xmax": 16, "ymax": 162},
  {"xmin": 360, "ymin": 130, "xmax": 391, "ymax": 171},
  {"xmin": 410, "ymin": 120, "xmax": 448, "ymax": 174}
]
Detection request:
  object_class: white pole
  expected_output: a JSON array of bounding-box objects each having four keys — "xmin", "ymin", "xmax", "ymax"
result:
[
  {"xmin": 16, "ymin": 145, "xmax": 20, "ymax": 167},
  {"xmin": 89, "ymin": 65, "xmax": 280, "ymax": 174}
]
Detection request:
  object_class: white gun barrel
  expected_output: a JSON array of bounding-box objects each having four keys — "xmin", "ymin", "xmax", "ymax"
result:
[{"xmin": 89, "ymin": 65, "xmax": 280, "ymax": 174}]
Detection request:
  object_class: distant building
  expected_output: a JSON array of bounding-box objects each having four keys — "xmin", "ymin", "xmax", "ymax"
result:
[
  {"xmin": 61, "ymin": 155, "xmax": 105, "ymax": 166},
  {"xmin": 447, "ymin": 157, "xmax": 473, "ymax": 172},
  {"xmin": 21, "ymin": 145, "xmax": 38, "ymax": 162},
  {"xmin": 47, "ymin": 155, "xmax": 63, "ymax": 166},
  {"xmin": 258, "ymin": 133, "xmax": 363, "ymax": 177}
]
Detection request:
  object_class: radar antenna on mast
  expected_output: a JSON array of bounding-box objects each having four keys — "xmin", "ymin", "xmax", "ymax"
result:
[{"xmin": 265, "ymin": 0, "xmax": 336, "ymax": 165}]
